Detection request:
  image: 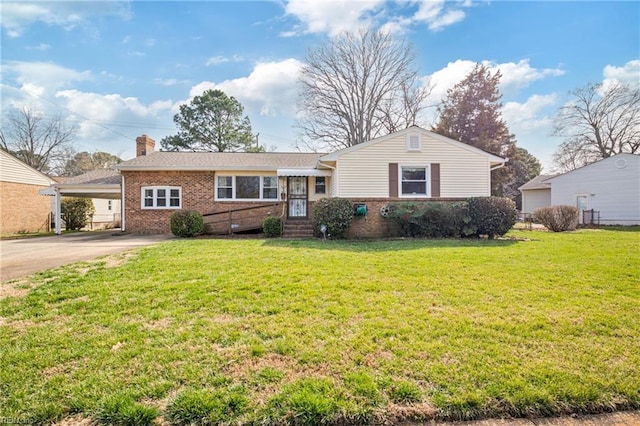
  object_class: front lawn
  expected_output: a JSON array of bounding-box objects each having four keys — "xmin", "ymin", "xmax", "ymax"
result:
[{"xmin": 1, "ymin": 229, "xmax": 639, "ymax": 424}]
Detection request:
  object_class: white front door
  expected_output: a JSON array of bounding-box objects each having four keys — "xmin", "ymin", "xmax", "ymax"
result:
[{"xmin": 576, "ymin": 195, "xmax": 589, "ymax": 224}]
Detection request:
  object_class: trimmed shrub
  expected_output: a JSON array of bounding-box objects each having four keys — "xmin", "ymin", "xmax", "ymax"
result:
[
  {"xmin": 533, "ymin": 205, "xmax": 579, "ymax": 232},
  {"xmin": 170, "ymin": 210, "xmax": 205, "ymax": 237},
  {"xmin": 61, "ymin": 197, "xmax": 95, "ymax": 231},
  {"xmin": 312, "ymin": 198, "xmax": 353, "ymax": 239},
  {"xmin": 386, "ymin": 202, "xmax": 426, "ymax": 237},
  {"xmin": 262, "ymin": 216, "xmax": 282, "ymax": 237},
  {"xmin": 386, "ymin": 201, "xmax": 476, "ymax": 238},
  {"xmin": 467, "ymin": 197, "xmax": 517, "ymax": 238},
  {"xmin": 96, "ymin": 394, "xmax": 159, "ymax": 426}
]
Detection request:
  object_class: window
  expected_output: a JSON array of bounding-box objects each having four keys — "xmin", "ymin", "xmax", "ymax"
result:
[
  {"xmin": 263, "ymin": 176, "xmax": 278, "ymax": 199},
  {"xmin": 400, "ymin": 166, "xmax": 429, "ymax": 197},
  {"xmin": 216, "ymin": 175, "xmax": 278, "ymax": 200},
  {"xmin": 107, "ymin": 200, "xmax": 112, "ymax": 211},
  {"xmin": 315, "ymin": 177, "xmax": 326, "ymax": 194},
  {"xmin": 406, "ymin": 133, "xmax": 421, "ymax": 151},
  {"xmin": 141, "ymin": 186, "xmax": 181, "ymax": 209}
]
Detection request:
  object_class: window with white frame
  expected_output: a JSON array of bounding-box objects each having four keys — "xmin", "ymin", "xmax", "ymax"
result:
[
  {"xmin": 406, "ymin": 132, "xmax": 421, "ymax": 151},
  {"xmin": 216, "ymin": 175, "xmax": 279, "ymax": 201},
  {"xmin": 400, "ymin": 166, "xmax": 429, "ymax": 197},
  {"xmin": 142, "ymin": 186, "xmax": 181, "ymax": 209},
  {"xmin": 315, "ymin": 177, "xmax": 326, "ymax": 194}
]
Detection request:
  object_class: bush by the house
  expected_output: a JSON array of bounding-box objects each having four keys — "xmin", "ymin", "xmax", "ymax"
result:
[
  {"xmin": 467, "ymin": 196, "xmax": 518, "ymax": 238},
  {"xmin": 170, "ymin": 210, "xmax": 205, "ymax": 237},
  {"xmin": 533, "ymin": 205, "xmax": 579, "ymax": 232},
  {"xmin": 61, "ymin": 197, "xmax": 95, "ymax": 231},
  {"xmin": 262, "ymin": 216, "xmax": 282, "ymax": 238},
  {"xmin": 312, "ymin": 198, "xmax": 353, "ymax": 239},
  {"xmin": 387, "ymin": 201, "xmax": 476, "ymax": 238}
]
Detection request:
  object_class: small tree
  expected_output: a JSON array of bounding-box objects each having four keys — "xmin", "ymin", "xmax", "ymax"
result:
[{"xmin": 61, "ymin": 197, "xmax": 95, "ymax": 231}]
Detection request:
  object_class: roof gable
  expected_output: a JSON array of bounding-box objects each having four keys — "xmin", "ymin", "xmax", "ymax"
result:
[
  {"xmin": 518, "ymin": 174, "xmax": 557, "ymax": 191},
  {"xmin": 319, "ymin": 126, "xmax": 507, "ymax": 164},
  {"xmin": 547, "ymin": 153, "xmax": 639, "ymax": 182}
]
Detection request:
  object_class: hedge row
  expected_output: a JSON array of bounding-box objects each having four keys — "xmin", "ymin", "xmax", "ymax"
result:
[{"xmin": 387, "ymin": 197, "xmax": 517, "ymax": 239}]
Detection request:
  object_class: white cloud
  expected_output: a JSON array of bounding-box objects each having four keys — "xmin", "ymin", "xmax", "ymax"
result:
[
  {"xmin": 492, "ymin": 59, "xmax": 564, "ymax": 92},
  {"xmin": 424, "ymin": 59, "xmax": 564, "ymax": 108},
  {"xmin": 283, "ymin": 0, "xmax": 384, "ymax": 36},
  {"xmin": 153, "ymin": 78, "xmax": 190, "ymax": 87},
  {"xmin": 188, "ymin": 59, "xmax": 304, "ymax": 117},
  {"xmin": 0, "ymin": 1, "xmax": 132, "ymax": 38},
  {"xmin": 2, "ymin": 61, "xmax": 92, "ymax": 91},
  {"xmin": 26, "ymin": 42, "xmax": 51, "ymax": 51},
  {"xmin": 205, "ymin": 54, "xmax": 244, "ymax": 67},
  {"xmin": 284, "ymin": 0, "xmax": 472, "ymax": 37},
  {"xmin": 414, "ymin": 1, "xmax": 466, "ymax": 32},
  {"xmin": 502, "ymin": 94, "xmax": 557, "ymax": 133},
  {"xmin": 603, "ymin": 60, "xmax": 640, "ymax": 89}
]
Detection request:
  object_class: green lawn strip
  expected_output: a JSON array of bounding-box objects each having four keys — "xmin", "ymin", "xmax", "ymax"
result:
[{"xmin": 0, "ymin": 229, "xmax": 638, "ymax": 424}]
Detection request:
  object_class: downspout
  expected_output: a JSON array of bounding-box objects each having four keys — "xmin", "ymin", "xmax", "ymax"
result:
[
  {"xmin": 55, "ymin": 187, "xmax": 61, "ymax": 235},
  {"xmin": 317, "ymin": 161, "xmax": 336, "ymax": 197},
  {"xmin": 120, "ymin": 173, "xmax": 126, "ymax": 232}
]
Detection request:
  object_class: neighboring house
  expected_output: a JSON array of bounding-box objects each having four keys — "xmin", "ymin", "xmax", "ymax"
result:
[
  {"xmin": 110, "ymin": 128, "xmax": 506, "ymax": 236},
  {"xmin": 50, "ymin": 176, "xmax": 122, "ymax": 230},
  {"xmin": 520, "ymin": 153, "xmax": 640, "ymax": 225},
  {"xmin": 518, "ymin": 174, "xmax": 556, "ymax": 216},
  {"xmin": 43, "ymin": 169, "xmax": 122, "ymax": 234},
  {"xmin": 0, "ymin": 150, "xmax": 55, "ymax": 234}
]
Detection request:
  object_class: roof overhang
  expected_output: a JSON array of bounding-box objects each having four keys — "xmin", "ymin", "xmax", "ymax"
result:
[
  {"xmin": 40, "ymin": 184, "xmax": 122, "ymax": 199},
  {"xmin": 277, "ymin": 168, "xmax": 332, "ymax": 177}
]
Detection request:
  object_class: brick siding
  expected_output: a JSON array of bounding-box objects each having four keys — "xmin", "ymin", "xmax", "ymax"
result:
[
  {"xmin": 123, "ymin": 171, "xmax": 284, "ymax": 233},
  {"xmin": 0, "ymin": 181, "xmax": 51, "ymax": 234}
]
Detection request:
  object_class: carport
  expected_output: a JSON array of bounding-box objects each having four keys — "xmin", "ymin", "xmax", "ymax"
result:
[{"xmin": 40, "ymin": 169, "xmax": 122, "ymax": 234}]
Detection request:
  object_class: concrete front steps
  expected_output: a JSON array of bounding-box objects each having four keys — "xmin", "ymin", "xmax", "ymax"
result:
[{"xmin": 282, "ymin": 220, "xmax": 314, "ymax": 238}]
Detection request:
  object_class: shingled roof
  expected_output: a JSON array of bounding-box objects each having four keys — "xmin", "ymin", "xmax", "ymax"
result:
[
  {"xmin": 518, "ymin": 174, "xmax": 557, "ymax": 191},
  {"xmin": 58, "ymin": 169, "xmax": 121, "ymax": 185},
  {"xmin": 114, "ymin": 151, "xmax": 325, "ymax": 171}
]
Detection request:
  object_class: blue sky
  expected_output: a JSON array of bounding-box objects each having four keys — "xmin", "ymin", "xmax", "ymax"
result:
[{"xmin": 1, "ymin": 1, "xmax": 638, "ymax": 171}]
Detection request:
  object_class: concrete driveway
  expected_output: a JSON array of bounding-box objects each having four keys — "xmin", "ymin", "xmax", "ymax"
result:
[{"xmin": 0, "ymin": 230, "xmax": 171, "ymax": 282}]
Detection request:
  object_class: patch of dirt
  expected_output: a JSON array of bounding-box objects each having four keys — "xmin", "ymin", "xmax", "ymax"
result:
[
  {"xmin": 143, "ymin": 317, "xmax": 173, "ymax": 330},
  {"xmin": 52, "ymin": 415, "xmax": 96, "ymax": 426},
  {"xmin": 0, "ymin": 277, "xmax": 33, "ymax": 299},
  {"xmin": 385, "ymin": 402, "xmax": 438, "ymax": 424}
]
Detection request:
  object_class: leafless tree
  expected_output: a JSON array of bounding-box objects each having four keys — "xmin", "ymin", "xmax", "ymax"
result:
[
  {"xmin": 295, "ymin": 28, "xmax": 432, "ymax": 152},
  {"xmin": 0, "ymin": 106, "xmax": 77, "ymax": 174},
  {"xmin": 552, "ymin": 81, "xmax": 640, "ymax": 171}
]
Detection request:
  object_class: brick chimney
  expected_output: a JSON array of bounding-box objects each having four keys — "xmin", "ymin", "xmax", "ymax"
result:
[{"xmin": 136, "ymin": 134, "xmax": 155, "ymax": 157}]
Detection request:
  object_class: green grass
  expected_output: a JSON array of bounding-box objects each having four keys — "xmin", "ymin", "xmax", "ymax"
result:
[{"xmin": 1, "ymin": 228, "xmax": 639, "ymax": 424}]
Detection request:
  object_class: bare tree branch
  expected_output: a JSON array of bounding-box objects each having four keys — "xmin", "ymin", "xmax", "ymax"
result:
[
  {"xmin": 552, "ymin": 82, "xmax": 640, "ymax": 171},
  {"xmin": 295, "ymin": 28, "xmax": 430, "ymax": 151},
  {"xmin": 0, "ymin": 106, "xmax": 77, "ymax": 174}
]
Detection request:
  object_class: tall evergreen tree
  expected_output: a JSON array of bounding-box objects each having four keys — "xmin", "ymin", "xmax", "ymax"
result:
[
  {"xmin": 161, "ymin": 89, "xmax": 260, "ymax": 152},
  {"xmin": 432, "ymin": 64, "xmax": 526, "ymax": 197}
]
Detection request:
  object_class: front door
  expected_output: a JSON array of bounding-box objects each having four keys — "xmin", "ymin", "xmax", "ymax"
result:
[{"xmin": 287, "ymin": 176, "xmax": 308, "ymax": 218}]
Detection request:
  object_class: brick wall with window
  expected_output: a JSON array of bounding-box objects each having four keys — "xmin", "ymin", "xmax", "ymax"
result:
[{"xmin": 123, "ymin": 171, "xmax": 283, "ymax": 233}]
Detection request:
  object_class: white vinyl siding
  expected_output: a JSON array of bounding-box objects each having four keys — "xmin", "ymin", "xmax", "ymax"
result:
[
  {"xmin": 521, "ymin": 189, "xmax": 551, "ymax": 214},
  {"xmin": 0, "ymin": 150, "xmax": 54, "ymax": 186},
  {"xmin": 549, "ymin": 154, "xmax": 640, "ymax": 225},
  {"xmin": 335, "ymin": 131, "xmax": 491, "ymax": 198}
]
